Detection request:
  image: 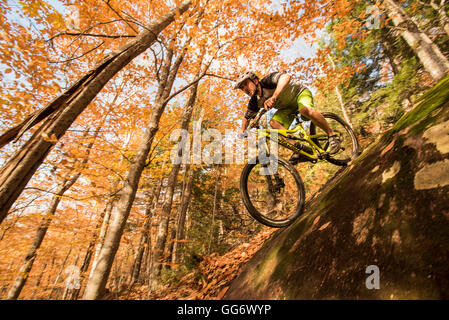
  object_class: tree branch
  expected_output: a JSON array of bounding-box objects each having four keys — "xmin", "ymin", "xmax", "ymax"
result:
[
  {"xmin": 50, "ymin": 32, "xmax": 136, "ymax": 39},
  {"xmin": 102, "ymin": 0, "xmax": 138, "ymax": 34},
  {"xmin": 49, "ymin": 41, "xmax": 105, "ymax": 64}
]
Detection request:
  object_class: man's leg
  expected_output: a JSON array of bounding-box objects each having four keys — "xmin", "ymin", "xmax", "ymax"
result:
[
  {"xmin": 299, "ymin": 107, "xmax": 334, "ymax": 136},
  {"xmin": 269, "ymin": 109, "xmax": 309, "ymax": 164},
  {"xmin": 296, "ymin": 89, "xmax": 333, "ymax": 136},
  {"xmin": 269, "ymin": 118, "xmax": 296, "ymax": 145},
  {"xmin": 297, "ymin": 89, "xmax": 340, "ymax": 154}
]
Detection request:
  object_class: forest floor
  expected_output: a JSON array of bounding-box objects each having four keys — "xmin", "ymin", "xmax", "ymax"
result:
[{"xmin": 121, "ymin": 227, "xmax": 276, "ymax": 300}]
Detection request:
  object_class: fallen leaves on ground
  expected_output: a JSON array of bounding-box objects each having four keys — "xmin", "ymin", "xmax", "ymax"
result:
[{"xmin": 126, "ymin": 228, "xmax": 275, "ymax": 300}]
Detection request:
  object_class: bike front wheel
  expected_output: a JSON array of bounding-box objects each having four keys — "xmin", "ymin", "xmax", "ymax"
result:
[
  {"xmin": 309, "ymin": 112, "xmax": 360, "ymax": 166},
  {"xmin": 240, "ymin": 156, "xmax": 305, "ymax": 228}
]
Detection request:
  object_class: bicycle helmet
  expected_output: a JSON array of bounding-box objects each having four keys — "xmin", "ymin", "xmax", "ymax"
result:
[{"xmin": 233, "ymin": 71, "xmax": 258, "ymax": 89}]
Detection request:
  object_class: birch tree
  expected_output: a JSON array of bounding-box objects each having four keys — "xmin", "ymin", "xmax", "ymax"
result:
[{"xmin": 383, "ymin": 0, "xmax": 449, "ymax": 81}]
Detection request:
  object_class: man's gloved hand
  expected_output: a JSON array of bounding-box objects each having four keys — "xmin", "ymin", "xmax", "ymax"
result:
[{"xmin": 238, "ymin": 130, "xmax": 248, "ymax": 139}]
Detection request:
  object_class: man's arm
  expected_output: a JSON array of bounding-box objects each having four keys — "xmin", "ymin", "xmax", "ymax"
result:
[
  {"xmin": 241, "ymin": 117, "xmax": 249, "ymax": 132},
  {"xmin": 264, "ymin": 73, "xmax": 291, "ymax": 109},
  {"xmin": 272, "ymin": 73, "xmax": 291, "ymax": 99}
]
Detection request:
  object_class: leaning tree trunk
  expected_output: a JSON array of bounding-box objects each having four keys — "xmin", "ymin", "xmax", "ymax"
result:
[
  {"xmin": 0, "ymin": 1, "xmax": 192, "ymax": 224},
  {"xmin": 140, "ymin": 173, "xmax": 165, "ymax": 282},
  {"xmin": 30, "ymin": 262, "xmax": 47, "ymax": 299},
  {"xmin": 6, "ymin": 181, "xmax": 69, "ymax": 300},
  {"xmin": 129, "ymin": 203, "xmax": 153, "ymax": 287},
  {"xmin": 383, "ymin": 0, "xmax": 449, "ymax": 81},
  {"xmin": 6, "ymin": 129, "xmax": 96, "ymax": 300},
  {"xmin": 164, "ymin": 211, "xmax": 178, "ymax": 271}
]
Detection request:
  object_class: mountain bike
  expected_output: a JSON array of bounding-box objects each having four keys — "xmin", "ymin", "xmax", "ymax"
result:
[{"xmin": 240, "ymin": 109, "xmax": 359, "ymax": 228}]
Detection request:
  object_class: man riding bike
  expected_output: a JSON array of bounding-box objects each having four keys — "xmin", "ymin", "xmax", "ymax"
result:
[{"xmin": 235, "ymin": 71, "xmax": 341, "ymax": 164}]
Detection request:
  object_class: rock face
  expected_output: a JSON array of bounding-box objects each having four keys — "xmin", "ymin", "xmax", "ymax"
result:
[{"xmin": 224, "ymin": 76, "xmax": 449, "ymax": 300}]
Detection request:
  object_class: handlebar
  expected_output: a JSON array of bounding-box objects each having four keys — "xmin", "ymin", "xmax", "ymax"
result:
[{"xmin": 248, "ymin": 108, "xmax": 268, "ymax": 130}]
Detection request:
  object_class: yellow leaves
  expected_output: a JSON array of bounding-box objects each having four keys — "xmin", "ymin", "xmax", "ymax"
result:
[{"xmin": 52, "ymin": 12, "xmax": 66, "ymax": 29}]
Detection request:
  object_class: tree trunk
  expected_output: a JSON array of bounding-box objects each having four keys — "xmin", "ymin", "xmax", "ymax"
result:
[
  {"xmin": 65, "ymin": 202, "xmax": 109, "ymax": 300},
  {"xmin": 148, "ymin": 78, "xmax": 199, "ymax": 290},
  {"xmin": 166, "ymin": 166, "xmax": 191, "ymax": 269},
  {"xmin": 6, "ymin": 188, "xmax": 65, "ymax": 300},
  {"xmin": 129, "ymin": 205, "xmax": 153, "ymax": 286},
  {"xmin": 128, "ymin": 180, "xmax": 163, "ymax": 287},
  {"xmin": 141, "ymin": 227, "xmax": 152, "ymax": 281},
  {"xmin": 383, "ymin": 0, "xmax": 449, "ymax": 81},
  {"xmin": 327, "ymin": 54, "xmax": 353, "ymax": 128},
  {"xmin": 30, "ymin": 262, "xmax": 47, "ymax": 299},
  {"xmin": 88, "ymin": 196, "xmax": 114, "ymax": 281},
  {"xmin": 42, "ymin": 251, "xmax": 57, "ymax": 293},
  {"xmin": 48, "ymin": 238, "xmax": 75, "ymax": 299},
  {"xmin": 61, "ymin": 251, "xmax": 81, "ymax": 300},
  {"xmin": 172, "ymin": 164, "xmax": 195, "ymax": 265},
  {"xmin": 0, "ymin": 1, "xmax": 192, "ymax": 224},
  {"xmin": 207, "ymin": 165, "xmax": 222, "ymax": 254},
  {"xmin": 148, "ymin": 162, "xmax": 182, "ymax": 290},
  {"xmin": 141, "ymin": 175, "xmax": 165, "ymax": 282},
  {"xmin": 165, "ymin": 214, "xmax": 178, "ymax": 271},
  {"xmin": 83, "ymin": 35, "xmax": 193, "ymax": 300},
  {"xmin": 380, "ymin": 27, "xmax": 401, "ymax": 76}
]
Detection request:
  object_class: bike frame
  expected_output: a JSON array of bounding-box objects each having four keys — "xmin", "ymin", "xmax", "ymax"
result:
[{"xmin": 255, "ymin": 123, "xmax": 334, "ymax": 162}]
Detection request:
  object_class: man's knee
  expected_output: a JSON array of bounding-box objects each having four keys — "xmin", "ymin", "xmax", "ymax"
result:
[
  {"xmin": 299, "ymin": 107, "xmax": 315, "ymax": 121},
  {"xmin": 299, "ymin": 106, "xmax": 311, "ymax": 117},
  {"xmin": 269, "ymin": 119, "xmax": 281, "ymax": 128},
  {"xmin": 300, "ymin": 106, "xmax": 324, "ymax": 119}
]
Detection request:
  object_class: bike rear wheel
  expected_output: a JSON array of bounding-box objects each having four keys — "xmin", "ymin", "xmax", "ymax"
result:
[
  {"xmin": 309, "ymin": 112, "xmax": 359, "ymax": 166},
  {"xmin": 240, "ymin": 156, "xmax": 305, "ymax": 228}
]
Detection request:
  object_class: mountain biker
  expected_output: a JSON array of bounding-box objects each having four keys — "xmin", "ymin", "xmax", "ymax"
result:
[{"xmin": 234, "ymin": 71, "xmax": 341, "ymax": 163}]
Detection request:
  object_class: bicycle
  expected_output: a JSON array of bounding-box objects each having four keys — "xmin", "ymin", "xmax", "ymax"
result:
[{"xmin": 240, "ymin": 108, "xmax": 359, "ymax": 228}]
